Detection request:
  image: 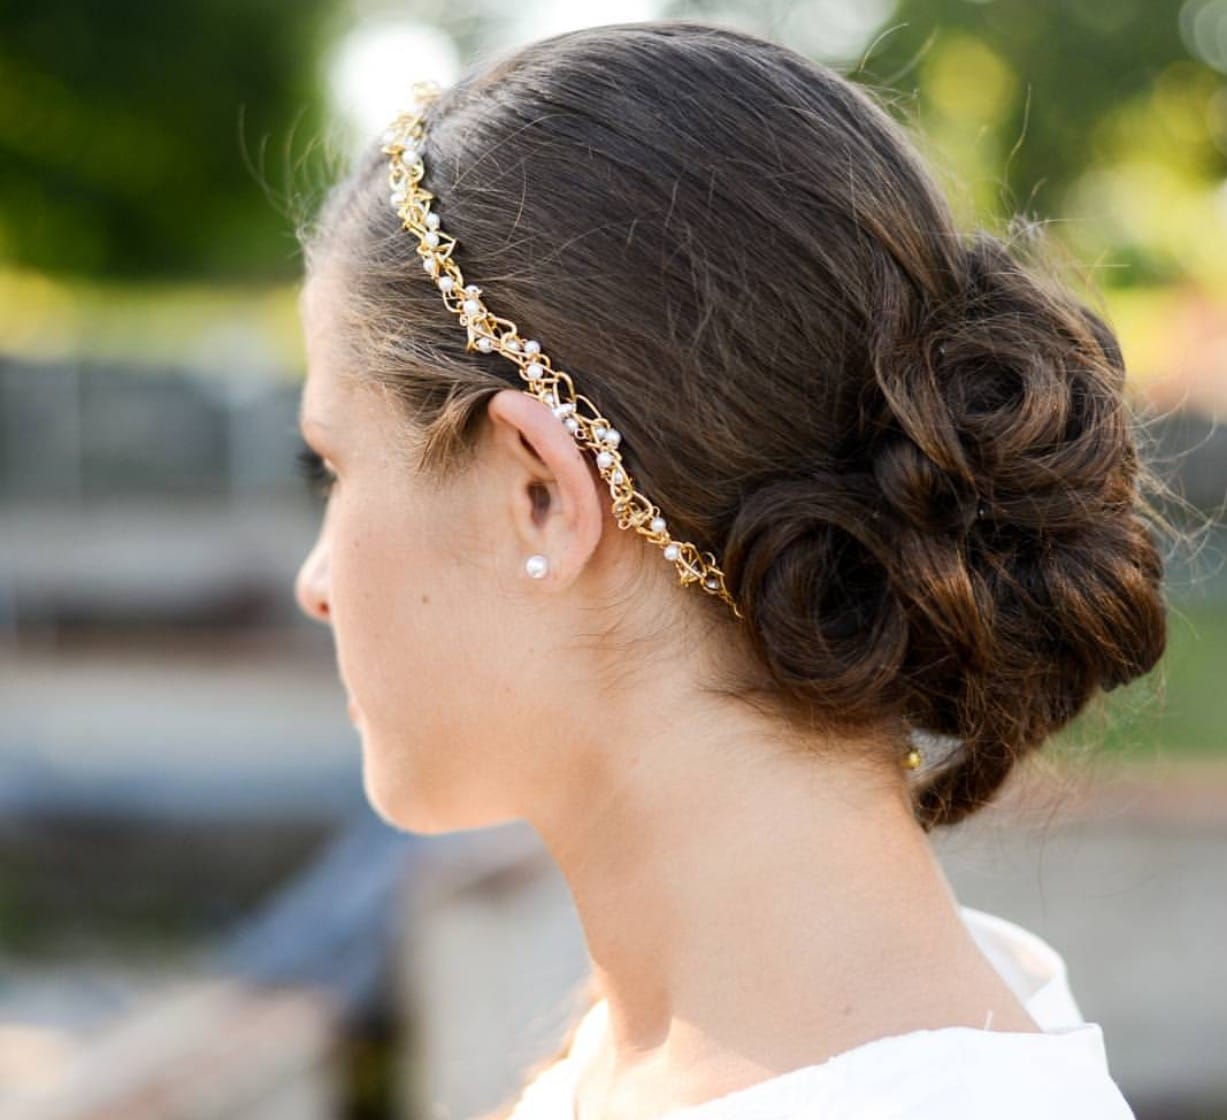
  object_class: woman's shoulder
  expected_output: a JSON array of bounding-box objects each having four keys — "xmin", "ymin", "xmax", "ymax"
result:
[
  {"xmin": 511, "ymin": 905, "xmax": 1135, "ymax": 1119},
  {"xmin": 556, "ymin": 1009, "xmax": 1134, "ymax": 1119},
  {"xmin": 742, "ymin": 1020, "xmax": 1136, "ymax": 1119}
]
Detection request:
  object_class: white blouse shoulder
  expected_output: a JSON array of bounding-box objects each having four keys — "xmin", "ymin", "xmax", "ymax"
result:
[{"xmin": 507, "ymin": 905, "xmax": 1135, "ymax": 1119}]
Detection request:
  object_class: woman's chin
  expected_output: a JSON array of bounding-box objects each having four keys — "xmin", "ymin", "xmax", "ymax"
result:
[
  {"xmin": 359, "ymin": 756, "xmax": 517, "ymax": 836},
  {"xmin": 357, "ymin": 736, "xmax": 433, "ymax": 833},
  {"xmin": 361, "ymin": 758, "xmax": 412, "ymax": 829}
]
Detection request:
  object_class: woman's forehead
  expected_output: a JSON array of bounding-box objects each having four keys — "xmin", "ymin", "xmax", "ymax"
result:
[{"xmin": 298, "ymin": 267, "xmax": 355, "ymax": 412}]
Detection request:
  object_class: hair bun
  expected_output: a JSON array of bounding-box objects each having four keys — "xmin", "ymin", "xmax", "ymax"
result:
[
  {"xmin": 871, "ymin": 430, "xmax": 981, "ymax": 537},
  {"xmin": 722, "ymin": 470, "xmax": 912, "ymax": 721},
  {"xmin": 724, "ymin": 227, "xmax": 1168, "ymax": 830}
]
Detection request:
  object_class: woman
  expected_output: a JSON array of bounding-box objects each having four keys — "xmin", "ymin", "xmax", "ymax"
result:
[{"xmin": 293, "ymin": 20, "xmax": 1166, "ymax": 1118}]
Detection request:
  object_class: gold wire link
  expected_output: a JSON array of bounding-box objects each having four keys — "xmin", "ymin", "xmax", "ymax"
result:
[{"xmin": 381, "ymin": 80, "xmax": 743, "ymax": 620}]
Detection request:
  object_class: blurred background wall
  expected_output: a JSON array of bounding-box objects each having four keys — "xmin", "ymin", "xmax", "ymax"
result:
[{"xmin": 1, "ymin": 1, "xmax": 1225, "ymax": 1117}]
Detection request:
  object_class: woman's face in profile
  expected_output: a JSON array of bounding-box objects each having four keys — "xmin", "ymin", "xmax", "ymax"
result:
[{"xmin": 292, "ymin": 264, "xmax": 551, "ymax": 834}]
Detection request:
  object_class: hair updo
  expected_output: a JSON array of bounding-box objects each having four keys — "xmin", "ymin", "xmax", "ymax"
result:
[{"xmin": 301, "ymin": 19, "xmax": 1168, "ymax": 830}]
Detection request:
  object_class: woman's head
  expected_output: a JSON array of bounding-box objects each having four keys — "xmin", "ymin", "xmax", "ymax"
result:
[{"xmin": 295, "ymin": 19, "xmax": 1167, "ymax": 834}]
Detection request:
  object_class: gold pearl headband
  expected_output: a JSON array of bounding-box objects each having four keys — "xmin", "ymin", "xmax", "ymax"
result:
[
  {"xmin": 379, "ymin": 81, "xmax": 924, "ymax": 773},
  {"xmin": 380, "ymin": 80, "xmax": 744, "ymax": 621}
]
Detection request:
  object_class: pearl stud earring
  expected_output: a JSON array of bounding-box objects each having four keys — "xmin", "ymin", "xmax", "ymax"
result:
[{"xmin": 525, "ymin": 554, "xmax": 549, "ymax": 580}]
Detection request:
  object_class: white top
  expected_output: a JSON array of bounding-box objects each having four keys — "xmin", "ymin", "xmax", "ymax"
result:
[{"xmin": 507, "ymin": 906, "xmax": 1135, "ymax": 1119}]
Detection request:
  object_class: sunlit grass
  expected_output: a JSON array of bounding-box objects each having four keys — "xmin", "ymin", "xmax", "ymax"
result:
[
  {"xmin": 0, "ymin": 267, "xmax": 304, "ymax": 379},
  {"xmin": 1054, "ymin": 597, "xmax": 1227, "ymax": 761}
]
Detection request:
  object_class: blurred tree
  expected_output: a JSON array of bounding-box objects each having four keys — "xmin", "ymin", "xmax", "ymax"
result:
[
  {"xmin": 0, "ymin": 0, "xmax": 338, "ymax": 282},
  {"xmin": 845, "ymin": 0, "xmax": 1227, "ymax": 285},
  {"xmin": 5, "ymin": 0, "xmax": 1227, "ymax": 289},
  {"xmin": 671, "ymin": 0, "xmax": 1227, "ymax": 286}
]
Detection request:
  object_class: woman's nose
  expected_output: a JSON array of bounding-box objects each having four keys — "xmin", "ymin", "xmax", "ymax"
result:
[{"xmin": 295, "ymin": 539, "xmax": 331, "ymax": 624}]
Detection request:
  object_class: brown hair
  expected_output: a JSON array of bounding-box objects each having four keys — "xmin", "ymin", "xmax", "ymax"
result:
[{"xmin": 299, "ymin": 19, "xmax": 1168, "ymax": 837}]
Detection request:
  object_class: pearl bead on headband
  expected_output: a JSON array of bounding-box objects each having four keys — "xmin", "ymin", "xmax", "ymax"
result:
[{"xmin": 380, "ymin": 80, "xmax": 744, "ymax": 622}]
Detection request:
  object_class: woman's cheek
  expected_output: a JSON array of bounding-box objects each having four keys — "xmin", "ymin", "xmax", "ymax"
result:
[{"xmin": 336, "ymin": 516, "xmax": 419, "ymax": 680}]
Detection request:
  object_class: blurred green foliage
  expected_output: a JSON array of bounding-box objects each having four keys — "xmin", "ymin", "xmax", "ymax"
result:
[
  {"xmin": 1054, "ymin": 597, "xmax": 1227, "ymax": 757},
  {"xmin": 3, "ymin": 0, "xmax": 1226, "ymax": 292},
  {"xmin": 863, "ymin": 3, "xmax": 1217, "ymax": 198},
  {"xmin": 669, "ymin": 0, "xmax": 1227, "ymax": 290},
  {"xmin": 0, "ymin": 0, "xmax": 337, "ymax": 282}
]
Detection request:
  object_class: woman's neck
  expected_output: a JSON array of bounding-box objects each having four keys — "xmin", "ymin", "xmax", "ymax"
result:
[{"xmin": 529, "ymin": 697, "xmax": 1035, "ymax": 1118}]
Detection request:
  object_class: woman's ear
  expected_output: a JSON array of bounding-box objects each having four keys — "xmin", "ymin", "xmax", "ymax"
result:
[{"xmin": 484, "ymin": 388, "xmax": 608, "ymax": 590}]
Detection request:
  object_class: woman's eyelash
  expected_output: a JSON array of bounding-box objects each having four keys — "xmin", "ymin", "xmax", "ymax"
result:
[{"xmin": 296, "ymin": 445, "xmax": 337, "ymax": 498}]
